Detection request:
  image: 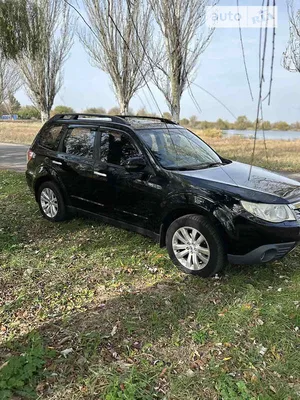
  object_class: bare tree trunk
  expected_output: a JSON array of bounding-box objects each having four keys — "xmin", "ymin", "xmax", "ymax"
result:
[
  {"xmin": 80, "ymin": 0, "xmax": 153, "ymax": 115},
  {"xmin": 149, "ymin": 0, "xmax": 216, "ymax": 121},
  {"xmin": 41, "ymin": 110, "xmax": 50, "ymax": 123},
  {"xmin": 170, "ymin": 103, "xmax": 180, "ymax": 123},
  {"xmin": 118, "ymin": 96, "xmax": 129, "ymax": 115},
  {"xmin": 170, "ymin": 78, "xmax": 181, "ymax": 122},
  {"xmin": 17, "ymin": 0, "xmax": 73, "ymax": 122}
]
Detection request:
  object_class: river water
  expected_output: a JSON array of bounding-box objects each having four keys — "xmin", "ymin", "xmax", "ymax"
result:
[{"xmin": 224, "ymin": 130, "xmax": 300, "ymax": 140}]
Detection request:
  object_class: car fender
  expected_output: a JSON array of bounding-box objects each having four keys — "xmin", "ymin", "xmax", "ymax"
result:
[
  {"xmin": 160, "ymin": 191, "xmax": 237, "ymax": 244},
  {"xmin": 33, "ymin": 164, "xmax": 70, "ymax": 204}
]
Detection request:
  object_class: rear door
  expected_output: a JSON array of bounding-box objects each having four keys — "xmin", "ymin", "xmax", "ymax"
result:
[
  {"xmin": 33, "ymin": 123, "xmax": 67, "ymax": 171},
  {"xmin": 56, "ymin": 124, "xmax": 101, "ymax": 212}
]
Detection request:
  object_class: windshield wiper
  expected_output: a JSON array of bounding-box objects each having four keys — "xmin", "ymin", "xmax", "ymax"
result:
[
  {"xmin": 200, "ymin": 162, "xmax": 224, "ymax": 168},
  {"xmin": 166, "ymin": 162, "xmax": 224, "ymax": 171},
  {"xmin": 181, "ymin": 162, "xmax": 224, "ymax": 170}
]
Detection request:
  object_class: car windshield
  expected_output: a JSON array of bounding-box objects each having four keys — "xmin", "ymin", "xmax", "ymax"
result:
[{"xmin": 136, "ymin": 127, "xmax": 223, "ymax": 170}]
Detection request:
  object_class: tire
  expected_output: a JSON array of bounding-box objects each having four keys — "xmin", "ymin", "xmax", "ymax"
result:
[
  {"xmin": 166, "ymin": 214, "xmax": 226, "ymax": 277},
  {"xmin": 37, "ymin": 181, "xmax": 67, "ymax": 222}
]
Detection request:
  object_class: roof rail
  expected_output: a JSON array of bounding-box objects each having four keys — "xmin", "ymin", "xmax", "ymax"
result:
[
  {"xmin": 116, "ymin": 115, "xmax": 177, "ymax": 125},
  {"xmin": 51, "ymin": 113, "xmax": 130, "ymax": 125},
  {"xmin": 48, "ymin": 113, "xmax": 177, "ymax": 126}
]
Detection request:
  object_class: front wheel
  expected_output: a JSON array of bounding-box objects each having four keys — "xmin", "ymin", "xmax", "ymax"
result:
[
  {"xmin": 37, "ymin": 181, "xmax": 67, "ymax": 222},
  {"xmin": 166, "ymin": 214, "xmax": 226, "ymax": 277}
]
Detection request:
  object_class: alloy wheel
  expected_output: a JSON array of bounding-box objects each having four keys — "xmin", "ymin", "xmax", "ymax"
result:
[
  {"xmin": 40, "ymin": 187, "xmax": 59, "ymax": 218},
  {"xmin": 172, "ymin": 226, "xmax": 210, "ymax": 271}
]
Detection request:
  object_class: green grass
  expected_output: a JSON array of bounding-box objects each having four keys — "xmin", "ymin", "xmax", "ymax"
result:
[{"xmin": 1, "ymin": 170, "xmax": 300, "ymax": 399}]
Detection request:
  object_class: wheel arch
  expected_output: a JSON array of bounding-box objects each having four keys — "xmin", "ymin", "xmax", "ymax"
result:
[
  {"xmin": 34, "ymin": 175, "xmax": 69, "ymax": 205},
  {"xmin": 159, "ymin": 206, "xmax": 230, "ymax": 249}
]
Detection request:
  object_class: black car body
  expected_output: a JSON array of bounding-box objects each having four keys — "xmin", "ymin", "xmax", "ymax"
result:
[{"xmin": 26, "ymin": 114, "xmax": 300, "ymax": 277}]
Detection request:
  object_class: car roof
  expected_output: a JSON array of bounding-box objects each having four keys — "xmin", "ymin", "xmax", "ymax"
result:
[{"xmin": 47, "ymin": 113, "xmax": 181, "ymax": 131}]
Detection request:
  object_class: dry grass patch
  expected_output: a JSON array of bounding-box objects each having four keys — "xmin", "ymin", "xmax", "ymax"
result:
[
  {"xmin": 0, "ymin": 121, "xmax": 42, "ymax": 145},
  {"xmin": 205, "ymin": 136, "xmax": 300, "ymax": 172},
  {"xmin": 0, "ymin": 121, "xmax": 299, "ymax": 172},
  {"xmin": 193, "ymin": 128, "xmax": 223, "ymax": 138}
]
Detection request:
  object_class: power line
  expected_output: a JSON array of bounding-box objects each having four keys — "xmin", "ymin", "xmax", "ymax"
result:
[
  {"xmin": 188, "ymin": 83, "xmax": 202, "ymax": 115},
  {"xmin": 249, "ymin": 0, "xmax": 271, "ymax": 180},
  {"xmin": 62, "ymin": 0, "xmax": 164, "ymax": 118},
  {"xmin": 125, "ymin": 0, "xmax": 205, "ymax": 120},
  {"xmin": 191, "ymin": 82, "xmax": 237, "ymax": 120},
  {"xmin": 63, "ymin": 0, "xmax": 99, "ymax": 39},
  {"xmin": 258, "ymin": 0, "xmax": 265, "ymax": 81},
  {"xmin": 106, "ymin": 0, "xmax": 164, "ymax": 117},
  {"xmin": 260, "ymin": 103, "xmax": 269, "ymax": 163},
  {"xmin": 137, "ymin": 89, "xmax": 155, "ymax": 115},
  {"xmin": 266, "ymin": 0, "xmax": 276, "ymax": 105},
  {"xmin": 236, "ymin": 0, "xmax": 254, "ymax": 101},
  {"xmin": 64, "ymin": 0, "xmax": 235, "ymax": 126}
]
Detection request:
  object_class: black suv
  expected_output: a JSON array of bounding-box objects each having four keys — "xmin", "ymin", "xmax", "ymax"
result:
[{"xmin": 26, "ymin": 114, "xmax": 300, "ymax": 277}]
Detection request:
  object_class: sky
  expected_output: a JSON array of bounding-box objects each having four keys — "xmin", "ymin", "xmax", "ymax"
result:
[{"xmin": 16, "ymin": 0, "xmax": 300, "ymax": 123}]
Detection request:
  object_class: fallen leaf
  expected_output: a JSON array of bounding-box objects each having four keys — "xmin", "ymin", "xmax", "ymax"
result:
[
  {"xmin": 0, "ymin": 361, "xmax": 8, "ymax": 371},
  {"xmin": 61, "ymin": 348, "xmax": 73, "ymax": 358},
  {"xmin": 186, "ymin": 369, "xmax": 195, "ymax": 377},
  {"xmin": 259, "ymin": 345, "xmax": 267, "ymax": 356},
  {"xmin": 111, "ymin": 325, "xmax": 118, "ymax": 336},
  {"xmin": 270, "ymin": 385, "xmax": 277, "ymax": 393}
]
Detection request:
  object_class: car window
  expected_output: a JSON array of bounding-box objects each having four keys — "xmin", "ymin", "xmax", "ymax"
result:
[
  {"xmin": 63, "ymin": 127, "xmax": 96, "ymax": 159},
  {"xmin": 100, "ymin": 131, "xmax": 140, "ymax": 166},
  {"xmin": 38, "ymin": 124, "xmax": 63, "ymax": 151},
  {"xmin": 136, "ymin": 128, "xmax": 222, "ymax": 170}
]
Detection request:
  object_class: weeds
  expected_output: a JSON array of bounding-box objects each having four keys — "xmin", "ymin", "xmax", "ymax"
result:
[
  {"xmin": 0, "ymin": 332, "xmax": 55, "ymax": 399},
  {"xmin": 0, "ymin": 170, "xmax": 300, "ymax": 398}
]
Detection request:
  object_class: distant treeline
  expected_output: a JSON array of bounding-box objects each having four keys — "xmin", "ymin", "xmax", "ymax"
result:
[
  {"xmin": 181, "ymin": 115, "xmax": 300, "ymax": 132},
  {"xmin": 2, "ymin": 101, "xmax": 299, "ymax": 131}
]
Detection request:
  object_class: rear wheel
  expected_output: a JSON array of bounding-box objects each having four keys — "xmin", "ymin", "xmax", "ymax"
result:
[
  {"xmin": 166, "ymin": 214, "xmax": 226, "ymax": 277},
  {"xmin": 37, "ymin": 181, "xmax": 67, "ymax": 222}
]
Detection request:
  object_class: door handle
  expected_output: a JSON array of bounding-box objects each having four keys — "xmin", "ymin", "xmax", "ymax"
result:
[
  {"xmin": 52, "ymin": 160, "xmax": 62, "ymax": 166},
  {"xmin": 94, "ymin": 171, "xmax": 107, "ymax": 177}
]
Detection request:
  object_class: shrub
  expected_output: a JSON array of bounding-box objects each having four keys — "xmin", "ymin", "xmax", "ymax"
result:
[
  {"xmin": 17, "ymin": 106, "xmax": 40, "ymax": 120},
  {"xmin": 83, "ymin": 107, "xmax": 106, "ymax": 114},
  {"xmin": 194, "ymin": 128, "xmax": 223, "ymax": 138},
  {"xmin": 52, "ymin": 105, "xmax": 75, "ymax": 115},
  {"xmin": 180, "ymin": 118, "xmax": 189, "ymax": 126}
]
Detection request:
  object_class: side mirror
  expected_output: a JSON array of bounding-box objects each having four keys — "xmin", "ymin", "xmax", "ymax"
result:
[{"xmin": 125, "ymin": 155, "xmax": 147, "ymax": 171}]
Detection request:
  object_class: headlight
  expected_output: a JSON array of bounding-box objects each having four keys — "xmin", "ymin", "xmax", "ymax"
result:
[{"xmin": 241, "ymin": 200, "xmax": 296, "ymax": 223}]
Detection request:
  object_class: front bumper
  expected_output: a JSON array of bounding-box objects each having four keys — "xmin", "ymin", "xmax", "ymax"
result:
[{"xmin": 228, "ymin": 242, "xmax": 297, "ymax": 265}]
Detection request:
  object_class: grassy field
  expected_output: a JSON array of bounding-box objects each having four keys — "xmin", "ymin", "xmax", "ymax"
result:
[
  {"xmin": 1, "ymin": 170, "xmax": 300, "ymax": 399},
  {"xmin": 1, "ymin": 121, "xmax": 300, "ymax": 172},
  {"xmin": 0, "ymin": 121, "xmax": 42, "ymax": 145}
]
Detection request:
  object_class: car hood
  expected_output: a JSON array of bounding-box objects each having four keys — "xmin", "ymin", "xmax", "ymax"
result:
[{"xmin": 175, "ymin": 161, "xmax": 300, "ymax": 204}]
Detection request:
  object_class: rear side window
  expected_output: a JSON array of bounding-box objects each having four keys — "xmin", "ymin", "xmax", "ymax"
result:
[
  {"xmin": 38, "ymin": 124, "xmax": 63, "ymax": 150},
  {"xmin": 63, "ymin": 127, "xmax": 96, "ymax": 159}
]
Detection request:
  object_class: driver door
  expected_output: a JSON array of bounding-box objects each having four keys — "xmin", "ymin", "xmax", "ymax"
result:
[{"xmin": 93, "ymin": 128, "xmax": 162, "ymax": 229}]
